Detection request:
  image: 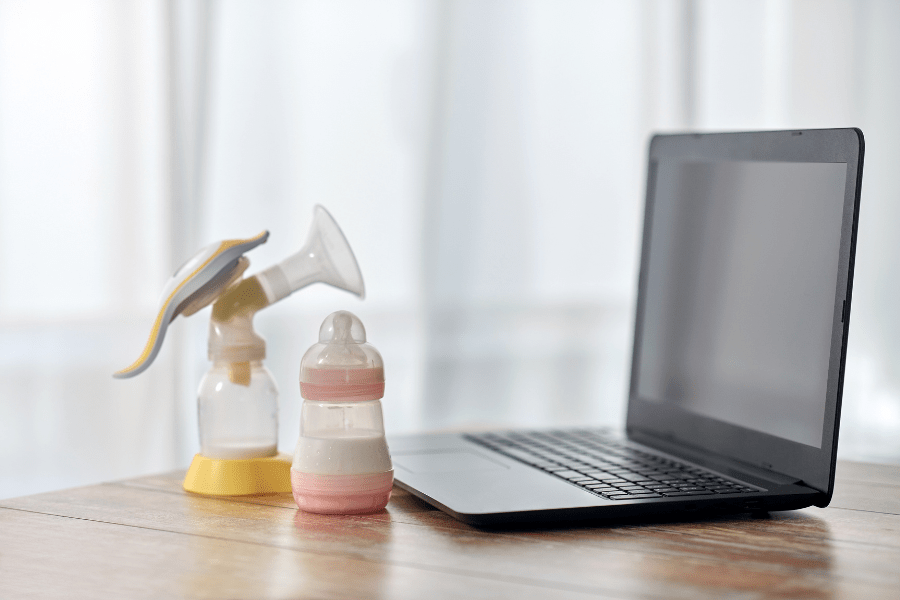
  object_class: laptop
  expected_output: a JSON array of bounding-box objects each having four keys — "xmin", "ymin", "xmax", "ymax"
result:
[{"xmin": 389, "ymin": 128, "xmax": 865, "ymax": 525}]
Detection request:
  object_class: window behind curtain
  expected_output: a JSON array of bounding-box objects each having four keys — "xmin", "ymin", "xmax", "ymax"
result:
[{"xmin": 2, "ymin": 0, "xmax": 900, "ymax": 500}]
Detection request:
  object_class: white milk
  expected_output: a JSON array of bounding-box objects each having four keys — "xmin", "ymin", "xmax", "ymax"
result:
[
  {"xmin": 201, "ymin": 440, "xmax": 278, "ymax": 460},
  {"xmin": 292, "ymin": 429, "xmax": 391, "ymax": 474}
]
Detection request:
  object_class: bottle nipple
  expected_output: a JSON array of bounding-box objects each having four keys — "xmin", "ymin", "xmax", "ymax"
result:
[
  {"xmin": 299, "ymin": 310, "xmax": 384, "ymax": 401},
  {"xmin": 332, "ymin": 311, "xmax": 354, "ymax": 342}
]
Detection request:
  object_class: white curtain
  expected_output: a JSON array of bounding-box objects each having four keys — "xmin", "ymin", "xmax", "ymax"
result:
[{"xmin": 2, "ymin": 0, "xmax": 899, "ymax": 499}]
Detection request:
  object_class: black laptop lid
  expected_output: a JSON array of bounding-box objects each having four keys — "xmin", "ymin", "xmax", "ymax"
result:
[{"xmin": 626, "ymin": 129, "xmax": 864, "ymax": 496}]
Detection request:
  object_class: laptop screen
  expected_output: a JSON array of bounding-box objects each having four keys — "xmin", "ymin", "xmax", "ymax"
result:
[{"xmin": 635, "ymin": 159, "xmax": 847, "ymax": 448}]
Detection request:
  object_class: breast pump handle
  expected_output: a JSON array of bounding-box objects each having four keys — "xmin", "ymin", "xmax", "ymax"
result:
[{"xmin": 114, "ymin": 205, "xmax": 364, "ymax": 378}]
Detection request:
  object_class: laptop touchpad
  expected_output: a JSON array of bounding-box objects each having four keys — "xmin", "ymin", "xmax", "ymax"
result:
[{"xmin": 393, "ymin": 450, "xmax": 509, "ymax": 473}]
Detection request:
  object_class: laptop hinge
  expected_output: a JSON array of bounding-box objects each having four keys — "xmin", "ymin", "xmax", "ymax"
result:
[{"xmin": 629, "ymin": 429, "xmax": 806, "ymax": 487}]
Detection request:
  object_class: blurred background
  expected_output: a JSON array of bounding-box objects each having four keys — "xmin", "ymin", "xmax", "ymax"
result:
[{"xmin": 2, "ymin": 0, "xmax": 899, "ymax": 499}]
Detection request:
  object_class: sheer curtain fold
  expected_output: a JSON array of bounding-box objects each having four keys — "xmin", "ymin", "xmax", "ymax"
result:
[
  {"xmin": 1, "ymin": 0, "xmax": 899, "ymax": 499},
  {"xmin": 0, "ymin": 0, "xmax": 180, "ymax": 498}
]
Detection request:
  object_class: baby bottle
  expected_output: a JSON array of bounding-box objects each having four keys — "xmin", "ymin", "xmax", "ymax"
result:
[{"xmin": 291, "ymin": 310, "xmax": 393, "ymax": 514}]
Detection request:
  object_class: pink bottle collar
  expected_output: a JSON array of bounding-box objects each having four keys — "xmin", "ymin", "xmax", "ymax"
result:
[{"xmin": 300, "ymin": 367, "xmax": 384, "ymax": 401}]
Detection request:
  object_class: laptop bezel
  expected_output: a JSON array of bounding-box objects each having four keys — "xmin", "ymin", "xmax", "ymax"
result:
[{"xmin": 625, "ymin": 128, "xmax": 864, "ymax": 499}]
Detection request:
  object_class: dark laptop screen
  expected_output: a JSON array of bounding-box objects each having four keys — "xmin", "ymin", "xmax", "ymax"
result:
[{"xmin": 635, "ymin": 160, "xmax": 847, "ymax": 448}]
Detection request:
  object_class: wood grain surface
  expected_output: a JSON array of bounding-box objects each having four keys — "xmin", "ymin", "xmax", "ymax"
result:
[{"xmin": 2, "ymin": 460, "xmax": 899, "ymax": 599}]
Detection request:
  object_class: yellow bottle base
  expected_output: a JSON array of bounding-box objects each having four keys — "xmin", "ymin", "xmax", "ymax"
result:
[{"xmin": 183, "ymin": 453, "xmax": 292, "ymax": 496}]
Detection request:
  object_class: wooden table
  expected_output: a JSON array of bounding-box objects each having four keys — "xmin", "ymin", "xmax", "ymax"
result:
[{"xmin": 2, "ymin": 460, "xmax": 899, "ymax": 599}]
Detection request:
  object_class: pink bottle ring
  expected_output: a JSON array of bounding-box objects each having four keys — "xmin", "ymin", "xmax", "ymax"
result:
[
  {"xmin": 300, "ymin": 367, "xmax": 385, "ymax": 401},
  {"xmin": 291, "ymin": 469, "xmax": 393, "ymax": 514}
]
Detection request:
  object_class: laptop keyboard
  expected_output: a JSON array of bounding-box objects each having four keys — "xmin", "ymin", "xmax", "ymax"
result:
[{"xmin": 464, "ymin": 429, "xmax": 760, "ymax": 501}]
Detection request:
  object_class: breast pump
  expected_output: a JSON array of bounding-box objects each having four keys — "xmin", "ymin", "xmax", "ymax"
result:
[{"xmin": 115, "ymin": 205, "xmax": 365, "ymax": 496}]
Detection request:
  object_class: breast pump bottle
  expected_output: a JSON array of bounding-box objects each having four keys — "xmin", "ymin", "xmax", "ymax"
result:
[
  {"xmin": 196, "ymin": 311, "xmax": 278, "ymax": 459},
  {"xmin": 292, "ymin": 310, "xmax": 393, "ymax": 514}
]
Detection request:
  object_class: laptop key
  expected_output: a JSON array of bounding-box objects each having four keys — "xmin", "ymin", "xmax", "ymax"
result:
[
  {"xmin": 607, "ymin": 493, "xmax": 662, "ymax": 500},
  {"xmin": 663, "ymin": 490, "xmax": 711, "ymax": 496}
]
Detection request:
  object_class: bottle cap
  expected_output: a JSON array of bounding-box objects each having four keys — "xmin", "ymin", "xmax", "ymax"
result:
[{"xmin": 300, "ymin": 311, "xmax": 384, "ymax": 401}]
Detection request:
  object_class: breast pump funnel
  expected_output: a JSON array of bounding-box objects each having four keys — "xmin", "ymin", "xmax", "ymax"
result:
[{"xmin": 256, "ymin": 205, "xmax": 365, "ymax": 305}]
